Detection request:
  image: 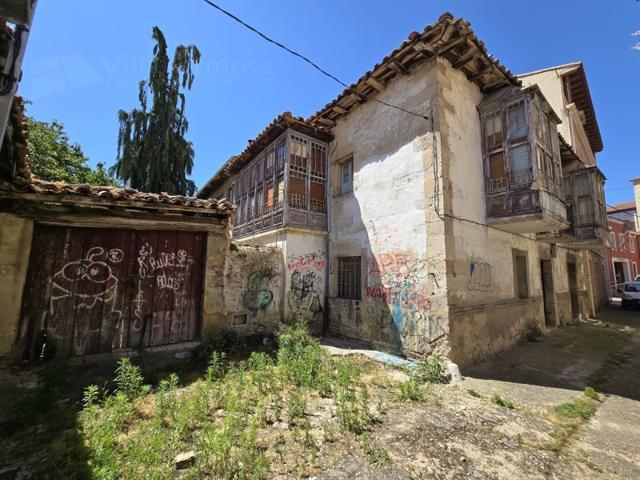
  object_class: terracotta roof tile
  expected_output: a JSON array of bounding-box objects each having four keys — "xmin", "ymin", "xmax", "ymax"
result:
[{"xmin": 3, "ymin": 176, "xmax": 232, "ymax": 212}]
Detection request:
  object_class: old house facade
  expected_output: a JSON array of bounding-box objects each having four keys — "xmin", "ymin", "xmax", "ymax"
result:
[{"xmin": 200, "ymin": 13, "xmax": 609, "ymax": 367}]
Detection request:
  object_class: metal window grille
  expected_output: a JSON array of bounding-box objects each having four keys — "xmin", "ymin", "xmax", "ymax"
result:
[{"xmin": 338, "ymin": 257, "xmax": 361, "ymax": 299}]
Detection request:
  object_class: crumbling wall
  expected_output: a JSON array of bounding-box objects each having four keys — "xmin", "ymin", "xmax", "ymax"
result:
[
  {"xmin": 0, "ymin": 213, "xmax": 33, "ymax": 358},
  {"xmin": 327, "ymin": 58, "xmax": 447, "ymax": 357},
  {"xmin": 222, "ymin": 243, "xmax": 284, "ymax": 334}
]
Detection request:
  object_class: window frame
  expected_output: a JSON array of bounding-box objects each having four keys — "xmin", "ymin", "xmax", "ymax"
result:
[
  {"xmin": 339, "ymin": 158, "xmax": 354, "ymax": 195},
  {"xmin": 337, "ymin": 256, "xmax": 361, "ymax": 300},
  {"xmin": 512, "ymin": 250, "xmax": 529, "ymax": 299}
]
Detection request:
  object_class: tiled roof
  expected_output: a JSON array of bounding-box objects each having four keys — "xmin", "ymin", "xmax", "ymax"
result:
[
  {"xmin": 0, "ymin": 97, "xmax": 231, "ymax": 215},
  {"xmin": 607, "ymin": 201, "xmax": 636, "ymax": 213},
  {"xmin": 196, "ymin": 111, "xmax": 332, "ymax": 198},
  {"xmin": 308, "ymin": 12, "xmax": 519, "ymax": 128},
  {"xmin": 4, "ymin": 176, "xmax": 232, "ymax": 212}
]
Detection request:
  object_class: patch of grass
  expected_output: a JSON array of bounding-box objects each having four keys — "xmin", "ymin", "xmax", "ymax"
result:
[
  {"xmin": 554, "ymin": 397, "xmax": 596, "ymax": 420},
  {"xmin": 490, "ymin": 393, "xmax": 515, "ymax": 409},
  {"xmin": 583, "ymin": 386, "xmax": 600, "ymax": 401},
  {"xmin": 467, "ymin": 388, "xmax": 482, "ymax": 398},
  {"xmin": 542, "ymin": 394, "xmax": 599, "ymax": 452},
  {"xmin": 360, "ymin": 433, "xmax": 390, "ymax": 467},
  {"xmin": 395, "ymin": 379, "xmax": 427, "ymax": 403},
  {"xmin": 336, "ymin": 385, "xmax": 375, "ymax": 434}
]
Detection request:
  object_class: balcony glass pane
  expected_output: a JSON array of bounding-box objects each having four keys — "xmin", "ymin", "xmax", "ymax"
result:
[
  {"xmin": 510, "ymin": 145, "xmax": 529, "ymax": 172},
  {"xmin": 508, "ymin": 102, "xmax": 527, "ymax": 141}
]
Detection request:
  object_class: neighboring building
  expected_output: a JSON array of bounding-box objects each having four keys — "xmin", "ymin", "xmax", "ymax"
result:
[
  {"xmin": 199, "ymin": 13, "xmax": 609, "ymax": 367},
  {"xmin": 606, "ymin": 196, "xmax": 640, "ymax": 288}
]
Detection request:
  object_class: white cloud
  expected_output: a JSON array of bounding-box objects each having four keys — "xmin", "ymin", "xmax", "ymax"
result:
[
  {"xmin": 632, "ymin": 42, "xmax": 640, "ymax": 51},
  {"xmin": 632, "ymin": 30, "xmax": 640, "ymax": 37}
]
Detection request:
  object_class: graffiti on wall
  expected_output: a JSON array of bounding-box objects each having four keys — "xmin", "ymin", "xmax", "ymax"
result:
[
  {"xmin": 467, "ymin": 260, "xmax": 495, "ymax": 292},
  {"xmin": 133, "ymin": 242, "xmax": 194, "ymax": 340},
  {"xmin": 244, "ymin": 270, "xmax": 275, "ymax": 312},
  {"xmin": 287, "ymin": 250, "xmax": 325, "ymax": 324}
]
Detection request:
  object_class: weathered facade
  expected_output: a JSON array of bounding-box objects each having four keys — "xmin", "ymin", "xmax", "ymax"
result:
[
  {"xmin": 199, "ymin": 13, "xmax": 609, "ymax": 367},
  {"xmin": 0, "ymin": 99, "xmax": 234, "ymax": 361}
]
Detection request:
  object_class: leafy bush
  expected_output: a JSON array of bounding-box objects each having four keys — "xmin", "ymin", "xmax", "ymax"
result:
[
  {"xmin": 205, "ymin": 351, "xmax": 227, "ymax": 383},
  {"xmin": 114, "ymin": 357, "xmax": 149, "ymax": 400},
  {"xmin": 413, "ymin": 354, "xmax": 448, "ymax": 384},
  {"xmin": 277, "ymin": 321, "xmax": 327, "ymax": 388},
  {"xmin": 395, "ymin": 379, "xmax": 426, "ymax": 403},
  {"xmin": 287, "ymin": 390, "xmax": 307, "ymax": 426},
  {"xmin": 336, "ymin": 385, "xmax": 374, "ymax": 434}
]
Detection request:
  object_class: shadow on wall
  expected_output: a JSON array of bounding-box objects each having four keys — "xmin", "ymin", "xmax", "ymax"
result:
[{"xmin": 328, "ymin": 143, "xmax": 446, "ymax": 358}]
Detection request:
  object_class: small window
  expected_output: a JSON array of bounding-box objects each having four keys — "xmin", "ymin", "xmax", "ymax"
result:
[
  {"xmin": 619, "ymin": 234, "xmax": 626, "ymax": 251},
  {"xmin": 484, "ymin": 111, "xmax": 503, "ymax": 151},
  {"xmin": 513, "ymin": 251, "xmax": 529, "ymax": 299},
  {"xmin": 338, "ymin": 256, "xmax": 361, "ymax": 299},
  {"xmin": 341, "ymin": 160, "xmax": 353, "ymax": 194},
  {"xmin": 507, "ymin": 101, "xmax": 527, "ymax": 142},
  {"xmin": 610, "ymin": 231, "xmax": 616, "ymax": 249},
  {"xmin": 232, "ymin": 313, "xmax": 248, "ymax": 326},
  {"xmin": 631, "ymin": 238, "xmax": 636, "ymax": 254}
]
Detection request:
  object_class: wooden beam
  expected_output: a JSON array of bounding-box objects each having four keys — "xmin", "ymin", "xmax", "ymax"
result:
[
  {"xmin": 412, "ymin": 41, "xmax": 435, "ymax": 56},
  {"xmin": 364, "ymin": 77, "xmax": 385, "ymax": 92},
  {"xmin": 332, "ymin": 105, "xmax": 348, "ymax": 115},
  {"xmin": 452, "ymin": 45, "xmax": 477, "ymax": 69},
  {"xmin": 436, "ymin": 35, "xmax": 468, "ymax": 56},
  {"xmin": 388, "ymin": 60, "xmax": 408, "ymax": 75},
  {"xmin": 468, "ymin": 62, "xmax": 493, "ymax": 81}
]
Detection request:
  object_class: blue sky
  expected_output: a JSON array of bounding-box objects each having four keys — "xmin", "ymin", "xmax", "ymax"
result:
[{"xmin": 19, "ymin": 0, "xmax": 640, "ymax": 204}]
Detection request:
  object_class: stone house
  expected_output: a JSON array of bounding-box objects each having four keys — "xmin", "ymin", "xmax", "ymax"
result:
[{"xmin": 198, "ymin": 12, "xmax": 609, "ymax": 368}]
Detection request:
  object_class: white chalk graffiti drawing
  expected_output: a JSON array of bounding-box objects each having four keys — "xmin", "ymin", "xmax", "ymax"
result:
[
  {"xmin": 50, "ymin": 247, "xmax": 124, "ymax": 311},
  {"xmin": 133, "ymin": 242, "xmax": 193, "ymax": 334}
]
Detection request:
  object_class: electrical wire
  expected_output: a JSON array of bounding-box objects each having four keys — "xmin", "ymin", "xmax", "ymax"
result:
[{"xmin": 200, "ymin": 0, "xmax": 430, "ymax": 121}]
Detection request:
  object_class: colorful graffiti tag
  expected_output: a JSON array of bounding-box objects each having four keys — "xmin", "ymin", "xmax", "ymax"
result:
[
  {"xmin": 286, "ymin": 250, "xmax": 325, "ymax": 326},
  {"xmin": 244, "ymin": 270, "xmax": 276, "ymax": 312}
]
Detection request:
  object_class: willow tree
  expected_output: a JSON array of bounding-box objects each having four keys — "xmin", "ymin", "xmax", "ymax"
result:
[{"xmin": 112, "ymin": 27, "xmax": 200, "ymax": 195}]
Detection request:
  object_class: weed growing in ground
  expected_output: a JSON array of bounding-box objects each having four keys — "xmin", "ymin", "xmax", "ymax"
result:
[
  {"xmin": 542, "ymin": 393, "xmax": 599, "ymax": 452},
  {"xmin": 114, "ymin": 357, "xmax": 150, "ymax": 400},
  {"xmin": 413, "ymin": 355, "xmax": 448, "ymax": 384},
  {"xmin": 467, "ymin": 388, "xmax": 482, "ymax": 398},
  {"xmin": 395, "ymin": 379, "xmax": 427, "ymax": 403},
  {"xmin": 336, "ymin": 385, "xmax": 375, "ymax": 434},
  {"xmin": 360, "ymin": 432, "xmax": 391, "ymax": 467},
  {"xmin": 583, "ymin": 386, "xmax": 600, "ymax": 401},
  {"xmin": 277, "ymin": 321, "xmax": 327, "ymax": 388},
  {"xmin": 287, "ymin": 389, "xmax": 307, "ymax": 425},
  {"xmin": 490, "ymin": 393, "xmax": 515, "ymax": 409}
]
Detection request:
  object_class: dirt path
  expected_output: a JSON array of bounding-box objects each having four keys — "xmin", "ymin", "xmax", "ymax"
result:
[{"xmin": 315, "ymin": 305, "xmax": 640, "ymax": 479}]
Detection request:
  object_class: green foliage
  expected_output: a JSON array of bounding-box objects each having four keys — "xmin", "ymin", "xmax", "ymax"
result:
[
  {"xmin": 205, "ymin": 351, "xmax": 227, "ymax": 383},
  {"xmin": 336, "ymin": 385, "xmax": 374, "ymax": 434},
  {"xmin": 114, "ymin": 357, "xmax": 150, "ymax": 400},
  {"xmin": 113, "ymin": 26, "xmax": 200, "ymax": 195},
  {"xmin": 277, "ymin": 321, "xmax": 327, "ymax": 388},
  {"xmin": 25, "ymin": 114, "xmax": 119, "ymax": 185},
  {"xmin": 554, "ymin": 398, "xmax": 596, "ymax": 420},
  {"xmin": 395, "ymin": 379, "xmax": 426, "ymax": 403},
  {"xmin": 360, "ymin": 433, "xmax": 391, "ymax": 467},
  {"xmin": 583, "ymin": 386, "xmax": 600, "ymax": 401},
  {"xmin": 286, "ymin": 390, "xmax": 307, "ymax": 425},
  {"xmin": 490, "ymin": 393, "xmax": 515, "ymax": 409},
  {"xmin": 413, "ymin": 354, "xmax": 448, "ymax": 384},
  {"xmin": 467, "ymin": 388, "xmax": 482, "ymax": 398}
]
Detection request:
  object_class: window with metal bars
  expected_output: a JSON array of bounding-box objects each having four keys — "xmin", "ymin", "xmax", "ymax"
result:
[{"xmin": 337, "ymin": 257, "xmax": 361, "ymax": 300}]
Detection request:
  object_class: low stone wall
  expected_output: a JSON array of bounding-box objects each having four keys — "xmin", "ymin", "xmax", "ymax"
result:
[
  {"xmin": 448, "ymin": 296, "xmax": 544, "ymax": 369},
  {"xmin": 219, "ymin": 243, "xmax": 284, "ymax": 335}
]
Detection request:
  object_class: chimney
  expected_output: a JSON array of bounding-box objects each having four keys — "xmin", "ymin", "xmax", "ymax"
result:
[{"xmin": 632, "ymin": 177, "xmax": 640, "ymax": 232}]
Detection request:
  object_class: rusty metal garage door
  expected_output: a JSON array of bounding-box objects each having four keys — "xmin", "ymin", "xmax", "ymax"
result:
[{"xmin": 16, "ymin": 225, "xmax": 205, "ymax": 359}]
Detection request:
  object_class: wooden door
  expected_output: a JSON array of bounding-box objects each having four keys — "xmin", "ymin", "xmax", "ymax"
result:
[{"xmin": 16, "ymin": 225, "xmax": 205, "ymax": 360}]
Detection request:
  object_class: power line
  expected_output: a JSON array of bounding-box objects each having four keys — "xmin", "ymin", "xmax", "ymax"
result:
[{"xmin": 200, "ymin": 0, "xmax": 430, "ymax": 121}]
